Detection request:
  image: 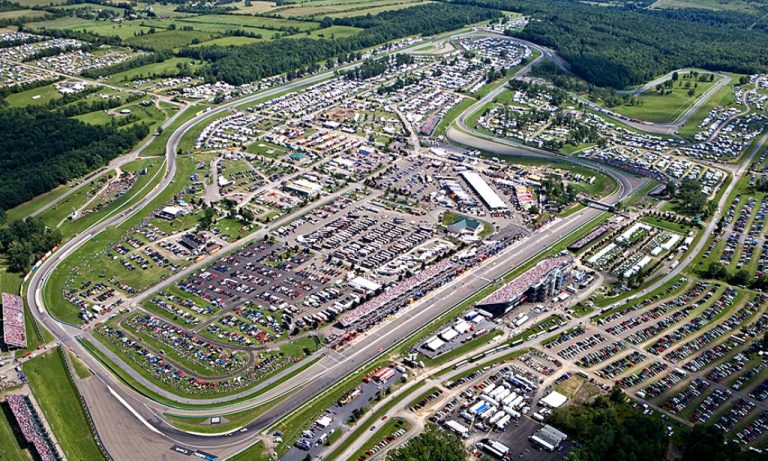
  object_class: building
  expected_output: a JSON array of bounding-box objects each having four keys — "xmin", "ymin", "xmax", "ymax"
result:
[
  {"xmin": 460, "ymin": 171, "xmax": 507, "ymax": 210},
  {"xmin": 285, "ymin": 178, "xmax": 322, "ymax": 197},
  {"xmin": 540, "ymin": 391, "xmax": 568, "ymax": 409},
  {"xmin": 446, "ymin": 216, "xmax": 484, "ymax": 238},
  {"xmin": 348, "ymin": 276, "xmax": 381, "ymax": 293},
  {"xmin": 158, "ymin": 206, "xmax": 183, "ymax": 220},
  {"xmin": 530, "ymin": 425, "xmax": 568, "ymax": 452},
  {"xmin": 476, "ymin": 256, "xmax": 572, "ymax": 317}
]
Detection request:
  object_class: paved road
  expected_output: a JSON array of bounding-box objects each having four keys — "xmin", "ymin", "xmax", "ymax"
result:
[
  {"xmin": 579, "ymin": 72, "xmax": 732, "ymax": 136},
  {"xmin": 21, "ymin": 31, "xmax": 647, "ymax": 460},
  {"xmin": 29, "ymin": 103, "xmax": 190, "ymax": 219}
]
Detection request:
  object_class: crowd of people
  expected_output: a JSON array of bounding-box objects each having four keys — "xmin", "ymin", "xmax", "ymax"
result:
[
  {"xmin": 2, "ymin": 292, "xmax": 26, "ymax": 348},
  {"xmin": 339, "ymin": 259, "xmax": 455, "ymax": 327},
  {"xmin": 480, "ymin": 256, "xmax": 573, "ymax": 306},
  {"xmin": 6, "ymin": 394, "xmax": 61, "ymax": 461}
]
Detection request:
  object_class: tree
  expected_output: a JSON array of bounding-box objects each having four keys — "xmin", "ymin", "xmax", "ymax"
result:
[
  {"xmin": 387, "ymin": 425, "xmax": 466, "ymax": 461},
  {"xmin": 701, "ymin": 262, "xmax": 728, "ymax": 280},
  {"xmin": 7, "ymin": 241, "xmax": 32, "ymax": 273},
  {"xmin": 0, "ymin": 217, "xmax": 62, "ymax": 273},
  {"xmin": 675, "ymin": 180, "xmax": 708, "ymax": 215},
  {"xmin": 731, "ymin": 269, "xmax": 750, "ymax": 286},
  {"xmin": 548, "ymin": 395, "xmax": 666, "ymax": 461},
  {"xmin": 198, "ymin": 206, "xmax": 216, "ymax": 230}
]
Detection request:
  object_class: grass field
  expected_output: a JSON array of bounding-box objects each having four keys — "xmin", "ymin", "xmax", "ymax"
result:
[
  {"xmin": 75, "ymin": 99, "xmax": 167, "ymax": 128},
  {"xmin": 5, "ymin": 84, "xmax": 62, "ymax": 107},
  {"xmin": 228, "ymin": 441, "xmax": 270, "ymax": 461},
  {"xmin": 678, "ymin": 81, "xmax": 737, "ymax": 137},
  {"xmin": 25, "ymin": 16, "xmax": 95, "ymax": 31},
  {"xmin": 302, "ymin": 25, "xmax": 362, "ymax": 39},
  {"xmin": 345, "ymin": 418, "xmax": 410, "ymax": 461},
  {"xmin": 650, "ymin": 0, "xmax": 766, "ymax": 12},
  {"xmin": 106, "ymin": 57, "xmax": 204, "ymax": 83},
  {"xmin": 613, "ymin": 73, "xmax": 721, "ymax": 124},
  {"xmin": 61, "ymin": 21, "xmax": 154, "ymax": 39},
  {"xmin": 317, "ymin": 1, "xmax": 427, "ymax": 18},
  {"xmin": 189, "ymin": 0, "xmax": 429, "ymax": 19},
  {"xmin": 13, "ymin": 0, "xmax": 65, "ymax": 5},
  {"xmin": 0, "ymin": 9, "xmax": 50, "ymax": 20},
  {"xmin": 123, "ymin": 29, "xmax": 214, "ymax": 51},
  {"xmin": 0, "ymin": 406, "xmax": 28, "ymax": 461},
  {"xmin": 53, "ymin": 2, "xmax": 126, "ymax": 13},
  {"xmin": 24, "ymin": 348, "xmax": 107, "ymax": 461},
  {"xmin": 192, "ymin": 35, "xmax": 261, "ymax": 47},
  {"xmin": 4, "ymin": 183, "xmax": 72, "ymax": 222},
  {"xmin": 178, "ymin": 14, "xmax": 319, "ymax": 31}
]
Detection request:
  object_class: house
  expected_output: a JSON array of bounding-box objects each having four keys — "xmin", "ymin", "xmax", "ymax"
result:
[{"xmin": 446, "ymin": 217, "xmax": 484, "ymax": 238}]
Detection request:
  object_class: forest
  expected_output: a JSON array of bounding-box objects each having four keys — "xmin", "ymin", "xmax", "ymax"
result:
[
  {"xmin": 0, "ymin": 217, "xmax": 62, "ymax": 273},
  {"xmin": 550, "ymin": 387, "xmax": 768, "ymax": 461},
  {"xmin": 450, "ymin": 0, "xmax": 768, "ymax": 88},
  {"xmin": 386, "ymin": 424, "xmax": 466, "ymax": 461},
  {"xmin": 180, "ymin": 3, "xmax": 500, "ymax": 85},
  {"xmin": 0, "ymin": 107, "xmax": 148, "ymax": 212}
]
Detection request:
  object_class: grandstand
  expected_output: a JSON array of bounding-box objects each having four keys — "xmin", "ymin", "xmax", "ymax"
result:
[
  {"xmin": 476, "ymin": 256, "xmax": 573, "ymax": 316},
  {"xmin": 2, "ymin": 292, "xmax": 26, "ymax": 348},
  {"xmin": 6, "ymin": 394, "xmax": 62, "ymax": 461},
  {"xmin": 339, "ymin": 259, "xmax": 456, "ymax": 327}
]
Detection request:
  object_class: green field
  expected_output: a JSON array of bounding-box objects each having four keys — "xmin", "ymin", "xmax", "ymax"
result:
[
  {"xmin": 5, "ymin": 84, "xmax": 62, "ymax": 107},
  {"xmin": 0, "ymin": 408, "xmax": 28, "ymax": 461},
  {"xmin": 302, "ymin": 25, "xmax": 362, "ymax": 39},
  {"xmin": 53, "ymin": 2, "xmax": 126, "ymax": 13},
  {"xmin": 650, "ymin": 0, "xmax": 767, "ymax": 12},
  {"xmin": 228, "ymin": 441, "xmax": 270, "ymax": 461},
  {"xmin": 0, "ymin": 9, "xmax": 50, "ymax": 20},
  {"xmin": 192, "ymin": 35, "xmax": 261, "ymax": 47},
  {"xmin": 345, "ymin": 418, "xmax": 410, "ymax": 461},
  {"xmin": 24, "ymin": 349, "xmax": 107, "ymax": 461},
  {"xmin": 613, "ymin": 73, "xmax": 721, "ymax": 124},
  {"xmin": 108, "ymin": 58, "xmax": 206, "ymax": 83},
  {"xmin": 60, "ymin": 21, "xmax": 154, "ymax": 39},
  {"xmin": 281, "ymin": 0, "xmax": 426, "ymax": 18},
  {"xmin": 678, "ymin": 81, "xmax": 737, "ymax": 137},
  {"xmin": 329, "ymin": 3, "xmax": 427, "ymax": 17},
  {"xmin": 13, "ymin": 0, "xmax": 65, "ymax": 5},
  {"xmin": 177, "ymin": 14, "xmax": 319, "ymax": 31},
  {"xmin": 25, "ymin": 16, "xmax": 96, "ymax": 31},
  {"xmin": 75, "ymin": 99, "xmax": 168, "ymax": 128},
  {"xmin": 123, "ymin": 29, "xmax": 214, "ymax": 51}
]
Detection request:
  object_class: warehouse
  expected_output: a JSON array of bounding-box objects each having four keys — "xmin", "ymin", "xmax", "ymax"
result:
[
  {"xmin": 460, "ymin": 171, "xmax": 507, "ymax": 210},
  {"xmin": 285, "ymin": 178, "xmax": 323, "ymax": 197},
  {"xmin": 530, "ymin": 425, "xmax": 568, "ymax": 452}
]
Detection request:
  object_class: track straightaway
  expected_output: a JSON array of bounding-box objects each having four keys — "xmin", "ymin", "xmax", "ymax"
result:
[{"xmin": 22, "ymin": 31, "xmax": 648, "ymax": 460}]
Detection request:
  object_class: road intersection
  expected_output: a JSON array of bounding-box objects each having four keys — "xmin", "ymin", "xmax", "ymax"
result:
[{"xmin": 19, "ymin": 29, "xmax": 736, "ymax": 461}]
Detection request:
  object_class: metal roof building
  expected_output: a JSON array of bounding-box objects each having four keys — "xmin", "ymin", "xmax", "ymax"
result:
[{"xmin": 460, "ymin": 171, "xmax": 507, "ymax": 210}]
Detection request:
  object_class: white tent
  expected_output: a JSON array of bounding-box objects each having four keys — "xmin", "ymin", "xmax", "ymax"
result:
[{"xmin": 540, "ymin": 391, "xmax": 567, "ymax": 409}]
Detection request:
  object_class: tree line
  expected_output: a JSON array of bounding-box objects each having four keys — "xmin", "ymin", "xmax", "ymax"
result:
[
  {"xmin": 0, "ymin": 107, "xmax": 148, "ymax": 212},
  {"xmin": 550, "ymin": 386, "xmax": 768, "ymax": 461},
  {"xmin": 0, "ymin": 217, "xmax": 61, "ymax": 273},
  {"xmin": 449, "ymin": 0, "xmax": 768, "ymax": 88},
  {"xmin": 178, "ymin": 3, "xmax": 501, "ymax": 85}
]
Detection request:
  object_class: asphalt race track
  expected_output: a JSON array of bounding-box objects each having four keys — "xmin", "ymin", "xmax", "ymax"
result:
[{"xmin": 22, "ymin": 31, "xmax": 648, "ymax": 460}]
